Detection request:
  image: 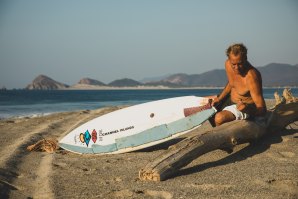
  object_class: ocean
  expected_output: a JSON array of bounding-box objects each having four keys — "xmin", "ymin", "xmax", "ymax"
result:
[{"xmin": 0, "ymin": 88, "xmax": 297, "ymax": 119}]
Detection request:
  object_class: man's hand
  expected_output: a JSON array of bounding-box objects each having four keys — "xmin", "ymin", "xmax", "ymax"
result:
[
  {"xmin": 211, "ymin": 97, "xmax": 220, "ymax": 107},
  {"xmin": 236, "ymin": 100, "xmax": 246, "ymax": 111}
]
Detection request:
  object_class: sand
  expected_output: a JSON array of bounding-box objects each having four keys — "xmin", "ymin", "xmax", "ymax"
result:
[{"xmin": 0, "ymin": 101, "xmax": 297, "ymax": 199}]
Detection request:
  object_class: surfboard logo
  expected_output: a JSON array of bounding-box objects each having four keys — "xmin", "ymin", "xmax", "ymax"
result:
[
  {"xmin": 92, "ymin": 129, "xmax": 97, "ymax": 143},
  {"xmin": 79, "ymin": 130, "xmax": 91, "ymax": 147}
]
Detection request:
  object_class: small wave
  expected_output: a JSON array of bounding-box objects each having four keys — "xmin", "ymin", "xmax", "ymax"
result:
[{"xmin": 0, "ymin": 111, "xmax": 59, "ymax": 120}]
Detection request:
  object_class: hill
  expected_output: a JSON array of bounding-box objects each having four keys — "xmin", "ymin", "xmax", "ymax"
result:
[
  {"xmin": 139, "ymin": 74, "xmax": 172, "ymax": 83},
  {"xmin": 108, "ymin": 78, "xmax": 142, "ymax": 87},
  {"xmin": 26, "ymin": 75, "xmax": 69, "ymax": 90},
  {"xmin": 154, "ymin": 63, "xmax": 298, "ymax": 87},
  {"xmin": 70, "ymin": 78, "xmax": 107, "ymax": 89},
  {"xmin": 258, "ymin": 63, "xmax": 298, "ymax": 87},
  {"xmin": 25, "ymin": 63, "xmax": 298, "ymax": 90},
  {"xmin": 77, "ymin": 78, "xmax": 106, "ymax": 86}
]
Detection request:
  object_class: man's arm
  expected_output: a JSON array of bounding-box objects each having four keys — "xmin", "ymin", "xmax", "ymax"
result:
[
  {"xmin": 212, "ymin": 83, "xmax": 231, "ymax": 106},
  {"xmin": 212, "ymin": 60, "xmax": 232, "ymax": 107},
  {"xmin": 218, "ymin": 83, "xmax": 231, "ymax": 101},
  {"xmin": 247, "ymin": 70, "xmax": 266, "ymax": 116}
]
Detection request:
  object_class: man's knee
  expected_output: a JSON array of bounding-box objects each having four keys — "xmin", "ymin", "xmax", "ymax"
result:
[
  {"xmin": 215, "ymin": 112, "xmax": 225, "ymax": 126},
  {"xmin": 214, "ymin": 111, "xmax": 235, "ymax": 126}
]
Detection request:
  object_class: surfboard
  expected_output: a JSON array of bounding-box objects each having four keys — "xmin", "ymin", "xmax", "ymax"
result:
[{"xmin": 59, "ymin": 96, "xmax": 216, "ymax": 154}]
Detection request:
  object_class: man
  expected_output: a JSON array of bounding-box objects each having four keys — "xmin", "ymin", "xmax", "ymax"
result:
[{"xmin": 211, "ymin": 43, "xmax": 266, "ymax": 126}]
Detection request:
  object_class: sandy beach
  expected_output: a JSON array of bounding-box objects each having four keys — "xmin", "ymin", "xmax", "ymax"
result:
[{"xmin": 0, "ymin": 100, "xmax": 297, "ymax": 199}]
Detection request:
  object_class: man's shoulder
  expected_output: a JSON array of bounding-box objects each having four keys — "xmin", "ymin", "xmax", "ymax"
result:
[
  {"xmin": 225, "ymin": 59, "xmax": 229, "ymax": 65},
  {"xmin": 247, "ymin": 65, "xmax": 262, "ymax": 80},
  {"xmin": 225, "ymin": 59, "xmax": 231, "ymax": 71}
]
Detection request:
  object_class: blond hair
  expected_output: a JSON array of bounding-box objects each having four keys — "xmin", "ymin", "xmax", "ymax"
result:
[{"xmin": 226, "ymin": 43, "xmax": 247, "ymax": 59}]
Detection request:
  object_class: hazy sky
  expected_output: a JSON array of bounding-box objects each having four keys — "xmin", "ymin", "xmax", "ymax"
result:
[{"xmin": 0, "ymin": 0, "xmax": 297, "ymax": 88}]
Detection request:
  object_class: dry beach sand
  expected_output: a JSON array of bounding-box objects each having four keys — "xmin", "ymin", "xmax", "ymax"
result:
[{"xmin": 0, "ymin": 100, "xmax": 297, "ymax": 199}]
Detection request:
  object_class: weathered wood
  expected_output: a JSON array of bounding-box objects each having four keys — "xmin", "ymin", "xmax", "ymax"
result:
[{"xmin": 139, "ymin": 89, "xmax": 298, "ymax": 181}]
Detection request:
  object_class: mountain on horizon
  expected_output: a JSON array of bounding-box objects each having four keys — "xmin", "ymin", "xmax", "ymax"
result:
[
  {"xmin": 108, "ymin": 78, "xmax": 142, "ymax": 87},
  {"xmin": 24, "ymin": 63, "xmax": 298, "ymax": 90},
  {"xmin": 258, "ymin": 63, "xmax": 298, "ymax": 87},
  {"xmin": 153, "ymin": 63, "xmax": 298, "ymax": 87},
  {"xmin": 139, "ymin": 74, "xmax": 172, "ymax": 83},
  {"xmin": 77, "ymin": 78, "xmax": 106, "ymax": 86},
  {"xmin": 26, "ymin": 75, "xmax": 69, "ymax": 90},
  {"xmin": 162, "ymin": 70, "xmax": 227, "ymax": 87}
]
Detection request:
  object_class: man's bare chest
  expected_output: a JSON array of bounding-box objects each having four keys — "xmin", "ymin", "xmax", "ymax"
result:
[{"xmin": 228, "ymin": 74, "xmax": 250, "ymax": 96}]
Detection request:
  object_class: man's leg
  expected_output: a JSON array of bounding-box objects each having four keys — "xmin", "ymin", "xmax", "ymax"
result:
[
  {"xmin": 214, "ymin": 110, "xmax": 236, "ymax": 126},
  {"xmin": 209, "ymin": 94, "xmax": 232, "ymax": 127}
]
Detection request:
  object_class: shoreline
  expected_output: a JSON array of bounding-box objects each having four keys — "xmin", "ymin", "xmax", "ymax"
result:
[
  {"xmin": 68, "ymin": 85, "xmax": 298, "ymax": 90},
  {"xmin": 2, "ymin": 86, "xmax": 298, "ymax": 91},
  {"xmin": 0, "ymin": 99, "xmax": 277, "ymax": 120}
]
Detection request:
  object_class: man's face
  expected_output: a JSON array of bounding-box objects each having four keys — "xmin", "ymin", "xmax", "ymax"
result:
[{"xmin": 229, "ymin": 53, "xmax": 246, "ymax": 74}]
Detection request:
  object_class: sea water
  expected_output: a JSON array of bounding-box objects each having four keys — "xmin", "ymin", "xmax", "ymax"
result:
[{"xmin": 0, "ymin": 88, "xmax": 296, "ymax": 119}]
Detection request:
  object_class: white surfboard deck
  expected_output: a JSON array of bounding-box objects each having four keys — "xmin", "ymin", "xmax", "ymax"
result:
[{"xmin": 59, "ymin": 96, "xmax": 216, "ymax": 154}]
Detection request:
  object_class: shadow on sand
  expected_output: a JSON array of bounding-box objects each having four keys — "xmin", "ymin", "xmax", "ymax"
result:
[{"xmin": 171, "ymin": 128, "xmax": 297, "ymax": 179}]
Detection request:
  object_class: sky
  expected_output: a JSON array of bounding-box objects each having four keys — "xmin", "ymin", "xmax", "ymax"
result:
[{"xmin": 0, "ymin": 0, "xmax": 298, "ymax": 89}]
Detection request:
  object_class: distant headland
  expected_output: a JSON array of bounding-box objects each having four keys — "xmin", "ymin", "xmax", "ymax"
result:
[{"xmin": 24, "ymin": 63, "xmax": 298, "ymax": 90}]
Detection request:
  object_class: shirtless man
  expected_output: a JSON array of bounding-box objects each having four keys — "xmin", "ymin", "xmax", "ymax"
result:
[{"xmin": 212, "ymin": 43, "xmax": 267, "ymax": 126}]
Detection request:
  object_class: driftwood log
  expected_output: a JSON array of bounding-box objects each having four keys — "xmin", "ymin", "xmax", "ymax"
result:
[{"xmin": 139, "ymin": 89, "xmax": 298, "ymax": 181}]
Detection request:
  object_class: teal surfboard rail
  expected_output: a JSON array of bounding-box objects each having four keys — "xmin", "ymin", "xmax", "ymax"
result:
[{"xmin": 115, "ymin": 108, "xmax": 215, "ymax": 150}]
